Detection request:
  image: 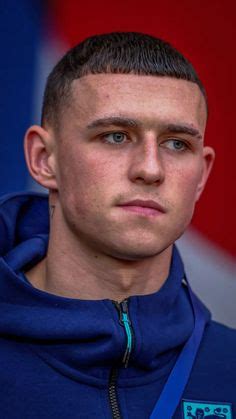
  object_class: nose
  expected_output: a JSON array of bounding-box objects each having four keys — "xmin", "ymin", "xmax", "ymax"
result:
[{"xmin": 128, "ymin": 136, "xmax": 165, "ymax": 185}]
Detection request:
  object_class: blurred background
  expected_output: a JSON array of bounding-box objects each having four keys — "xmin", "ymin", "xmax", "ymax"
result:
[{"xmin": 0, "ymin": 0, "xmax": 235, "ymax": 325}]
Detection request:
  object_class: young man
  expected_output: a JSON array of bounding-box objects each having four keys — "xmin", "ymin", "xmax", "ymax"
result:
[{"xmin": 0, "ymin": 32, "xmax": 235, "ymax": 419}]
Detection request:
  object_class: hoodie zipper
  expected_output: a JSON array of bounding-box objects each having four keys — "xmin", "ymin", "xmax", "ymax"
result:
[
  {"xmin": 108, "ymin": 299, "xmax": 134, "ymax": 419},
  {"xmin": 109, "ymin": 367, "xmax": 121, "ymax": 419},
  {"xmin": 115, "ymin": 299, "xmax": 133, "ymax": 368}
]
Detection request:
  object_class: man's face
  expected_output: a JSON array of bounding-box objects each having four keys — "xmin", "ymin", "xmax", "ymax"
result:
[{"xmin": 51, "ymin": 74, "xmax": 213, "ymax": 260}]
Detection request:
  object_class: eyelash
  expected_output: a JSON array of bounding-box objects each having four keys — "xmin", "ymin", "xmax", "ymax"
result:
[
  {"xmin": 162, "ymin": 139, "xmax": 190, "ymax": 152},
  {"xmin": 100, "ymin": 132, "xmax": 129, "ymax": 145},
  {"xmin": 99, "ymin": 131, "xmax": 190, "ymax": 152}
]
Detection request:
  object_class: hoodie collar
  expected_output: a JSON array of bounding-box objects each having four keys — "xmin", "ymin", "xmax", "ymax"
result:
[{"xmin": 0, "ymin": 192, "xmax": 210, "ymax": 386}]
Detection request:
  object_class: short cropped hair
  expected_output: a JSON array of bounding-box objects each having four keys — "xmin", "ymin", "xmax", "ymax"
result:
[{"xmin": 41, "ymin": 32, "xmax": 207, "ymax": 126}]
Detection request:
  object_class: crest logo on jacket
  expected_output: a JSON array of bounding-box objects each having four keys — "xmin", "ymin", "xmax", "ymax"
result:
[{"xmin": 182, "ymin": 400, "xmax": 232, "ymax": 419}]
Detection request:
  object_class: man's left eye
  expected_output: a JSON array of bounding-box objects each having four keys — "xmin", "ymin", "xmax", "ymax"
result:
[
  {"xmin": 103, "ymin": 132, "xmax": 127, "ymax": 144},
  {"xmin": 163, "ymin": 139, "xmax": 188, "ymax": 151}
]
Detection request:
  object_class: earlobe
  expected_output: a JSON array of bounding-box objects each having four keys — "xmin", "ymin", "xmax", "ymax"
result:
[
  {"xmin": 24, "ymin": 125, "xmax": 58, "ymax": 190},
  {"xmin": 195, "ymin": 146, "xmax": 215, "ymax": 201}
]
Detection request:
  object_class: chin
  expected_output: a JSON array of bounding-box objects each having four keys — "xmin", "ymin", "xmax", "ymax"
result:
[{"xmin": 106, "ymin": 243, "xmax": 168, "ymax": 261}]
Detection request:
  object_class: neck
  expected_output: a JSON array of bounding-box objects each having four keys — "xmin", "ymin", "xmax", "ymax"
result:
[{"xmin": 26, "ymin": 213, "xmax": 173, "ymax": 302}]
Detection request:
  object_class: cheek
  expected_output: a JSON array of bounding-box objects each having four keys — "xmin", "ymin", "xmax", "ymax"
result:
[
  {"xmin": 57, "ymin": 149, "xmax": 117, "ymax": 214},
  {"xmin": 162, "ymin": 163, "xmax": 203, "ymax": 238},
  {"xmin": 180, "ymin": 173, "xmax": 200, "ymax": 199},
  {"xmin": 168, "ymin": 162, "xmax": 203, "ymax": 209}
]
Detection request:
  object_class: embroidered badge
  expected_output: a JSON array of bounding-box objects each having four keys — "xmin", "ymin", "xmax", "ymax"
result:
[{"xmin": 182, "ymin": 400, "xmax": 232, "ymax": 418}]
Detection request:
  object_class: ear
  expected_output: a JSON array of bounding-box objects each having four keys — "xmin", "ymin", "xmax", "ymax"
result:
[
  {"xmin": 24, "ymin": 125, "xmax": 58, "ymax": 190},
  {"xmin": 195, "ymin": 146, "xmax": 215, "ymax": 201}
]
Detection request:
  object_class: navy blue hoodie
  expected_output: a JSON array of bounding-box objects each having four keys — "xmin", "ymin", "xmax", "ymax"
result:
[{"xmin": 0, "ymin": 193, "xmax": 235, "ymax": 419}]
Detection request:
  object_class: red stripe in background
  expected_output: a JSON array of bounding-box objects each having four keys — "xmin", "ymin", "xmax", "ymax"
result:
[{"xmin": 48, "ymin": 0, "xmax": 236, "ymax": 257}]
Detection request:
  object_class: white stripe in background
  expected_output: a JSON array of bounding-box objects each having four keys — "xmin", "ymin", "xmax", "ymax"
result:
[{"xmin": 178, "ymin": 228, "xmax": 236, "ymax": 328}]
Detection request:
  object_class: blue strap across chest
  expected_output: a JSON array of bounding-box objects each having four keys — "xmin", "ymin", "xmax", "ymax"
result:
[{"xmin": 150, "ymin": 281, "xmax": 207, "ymax": 419}]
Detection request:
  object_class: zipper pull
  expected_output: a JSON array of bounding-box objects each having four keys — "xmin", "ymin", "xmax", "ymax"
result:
[{"xmin": 114, "ymin": 299, "xmax": 133, "ymax": 368}]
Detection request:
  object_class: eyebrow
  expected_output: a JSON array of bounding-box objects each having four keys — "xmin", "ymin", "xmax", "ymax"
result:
[
  {"xmin": 163, "ymin": 123, "xmax": 203, "ymax": 140},
  {"xmin": 86, "ymin": 117, "xmax": 139, "ymax": 130},
  {"xmin": 86, "ymin": 116, "xmax": 202, "ymax": 139}
]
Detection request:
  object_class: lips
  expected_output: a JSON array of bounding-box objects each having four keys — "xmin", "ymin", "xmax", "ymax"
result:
[{"xmin": 118, "ymin": 199, "xmax": 165, "ymax": 215}]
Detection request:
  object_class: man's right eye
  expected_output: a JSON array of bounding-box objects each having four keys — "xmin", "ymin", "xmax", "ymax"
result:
[{"xmin": 102, "ymin": 132, "xmax": 128, "ymax": 145}]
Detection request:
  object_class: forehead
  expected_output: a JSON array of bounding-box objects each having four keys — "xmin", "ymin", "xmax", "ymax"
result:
[{"xmin": 68, "ymin": 74, "xmax": 207, "ymax": 131}]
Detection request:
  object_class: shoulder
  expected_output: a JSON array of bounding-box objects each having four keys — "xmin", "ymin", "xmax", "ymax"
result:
[
  {"xmin": 184, "ymin": 320, "xmax": 236, "ymax": 404},
  {"xmin": 201, "ymin": 320, "xmax": 236, "ymax": 357},
  {"xmin": 191, "ymin": 320, "xmax": 236, "ymax": 387}
]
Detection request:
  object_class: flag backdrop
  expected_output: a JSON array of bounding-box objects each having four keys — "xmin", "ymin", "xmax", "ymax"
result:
[{"xmin": 1, "ymin": 0, "xmax": 235, "ymax": 325}]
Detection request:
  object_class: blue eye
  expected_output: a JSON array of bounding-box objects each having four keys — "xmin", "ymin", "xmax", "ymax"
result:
[
  {"xmin": 163, "ymin": 139, "xmax": 188, "ymax": 151},
  {"xmin": 103, "ymin": 132, "xmax": 127, "ymax": 144}
]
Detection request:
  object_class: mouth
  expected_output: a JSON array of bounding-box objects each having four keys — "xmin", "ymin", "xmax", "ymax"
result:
[{"xmin": 117, "ymin": 199, "xmax": 166, "ymax": 217}]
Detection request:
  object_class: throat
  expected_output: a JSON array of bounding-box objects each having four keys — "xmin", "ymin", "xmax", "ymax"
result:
[{"xmin": 25, "ymin": 246, "xmax": 172, "ymax": 301}]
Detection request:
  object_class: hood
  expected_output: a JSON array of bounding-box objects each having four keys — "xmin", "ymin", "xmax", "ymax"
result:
[{"xmin": 0, "ymin": 192, "xmax": 210, "ymax": 386}]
